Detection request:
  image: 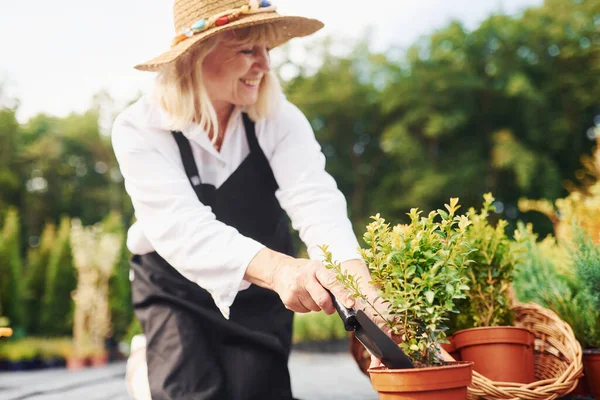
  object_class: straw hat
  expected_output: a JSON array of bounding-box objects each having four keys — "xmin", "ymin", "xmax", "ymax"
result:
[{"xmin": 135, "ymin": 0, "xmax": 324, "ymax": 71}]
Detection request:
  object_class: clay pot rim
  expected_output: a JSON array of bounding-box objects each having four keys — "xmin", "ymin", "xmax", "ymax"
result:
[
  {"xmin": 454, "ymin": 326, "xmax": 530, "ymax": 333},
  {"xmin": 583, "ymin": 348, "xmax": 600, "ymax": 355},
  {"xmin": 453, "ymin": 326, "xmax": 535, "ymax": 348},
  {"xmin": 368, "ymin": 360, "xmax": 473, "ymax": 374},
  {"xmin": 368, "ymin": 361, "xmax": 474, "ymax": 392}
]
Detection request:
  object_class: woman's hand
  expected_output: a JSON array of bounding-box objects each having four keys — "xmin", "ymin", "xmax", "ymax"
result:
[
  {"xmin": 245, "ymin": 248, "xmax": 355, "ymax": 314},
  {"xmin": 272, "ymin": 257, "xmax": 356, "ymax": 314},
  {"xmin": 247, "ymin": 250, "xmax": 404, "ymax": 368}
]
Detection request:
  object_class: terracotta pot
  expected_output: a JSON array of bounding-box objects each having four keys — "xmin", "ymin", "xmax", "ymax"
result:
[
  {"xmin": 583, "ymin": 348, "xmax": 600, "ymax": 399},
  {"xmin": 89, "ymin": 353, "xmax": 109, "ymax": 367},
  {"xmin": 349, "ymin": 331, "xmax": 371, "ymax": 377},
  {"xmin": 452, "ymin": 326, "xmax": 535, "ymax": 383},
  {"xmin": 368, "ymin": 361, "xmax": 473, "ymax": 400},
  {"xmin": 441, "ymin": 335, "xmax": 461, "ymax": 361},
  {"xmin": 571, "ymin": 374, "xmax": 591, "ymax": 397},
  {"xmin": 66, "ymin": 356, "xmax": 87, "ymax": 371}
]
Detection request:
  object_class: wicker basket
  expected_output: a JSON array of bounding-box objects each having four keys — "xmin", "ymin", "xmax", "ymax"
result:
[
  {"xmin": 349, "ymin": 301, "xmax": 583, "ymax": 400},
  {"xmin": 467, "ymin": 302, "xmax": 583, "ymax": 399}
]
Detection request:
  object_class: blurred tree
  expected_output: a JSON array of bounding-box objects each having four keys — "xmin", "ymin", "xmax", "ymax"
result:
[
  {"xmin": 282, "ymin": 39, "xmax": 399, "ymax": 231},
  {"xmin": 109, "ymin": 234, "xmax": 133, "ymax": 343},
  {"xmin": 22, "ymin": 221, "xmax": 56, "ymax": 334},
  {"xmin": 102, "ymin": 212, "xmax": 133, "ymax": 342},
  {"xmin": 41, "ymin": 216, "xmax": 77, "ymax": 336},
  {"xmin": 0, "ymin": 104, "xmax": 22, "ymax": 210},
  {"xmin": 19, "ymin": 109, "xmax": 126, "ymax": 236},
  {"xmin": 379, "ymin": 0, "xmax": 599, "ymax": 229},
  {"xmin": 283, "ymin": 0, "xmax": 599, "ymax": 237},
  {"xmin": 0, "ymin": 208, "xmax": 24, "ymax": 330},
  {"xmin": 14, "ymin": 89, "xmax": 135, "ymax": 253}
]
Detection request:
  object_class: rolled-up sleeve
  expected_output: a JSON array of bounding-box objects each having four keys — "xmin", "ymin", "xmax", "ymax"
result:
[
  {"xmin": 267, "ymin": 102, "xmax": 361, "ymax": 262},
  {"xmin": 111, "ymin": 116, "xmax": 264, "ymax": 319}
]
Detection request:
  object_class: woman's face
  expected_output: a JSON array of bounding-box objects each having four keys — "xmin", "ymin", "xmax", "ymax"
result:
[{"xmin": 202, "ymin": 33, "xmax": 271, "ymax": 111}]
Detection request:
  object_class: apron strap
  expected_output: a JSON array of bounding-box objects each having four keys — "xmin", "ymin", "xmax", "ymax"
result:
[
  {"xmin": 171, "ymin": 113, "xmax": 262, "ymax": 202},
  {"xmin": 171, "ymin": 130, "xmax": 205, "ymax": 201},
  {"xmin": 241, "ymin": 113, "xmax": 279, "ymax": 191},
  {"xmin": 242, "ymin": 113, "xmax": 260, "ymax": 153}
]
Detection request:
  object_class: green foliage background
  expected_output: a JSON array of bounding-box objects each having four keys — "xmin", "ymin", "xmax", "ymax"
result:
[
  {"xmin": 283, "ymin": 0, "xmax": 599, "ymax": 236},
  {"xmin": 513, "ymin": 223, "xmax": 600, "ymax": 349}
]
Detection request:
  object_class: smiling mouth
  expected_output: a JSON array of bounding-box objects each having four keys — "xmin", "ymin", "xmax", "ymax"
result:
[{"xmin": 240, "ymin": 78, "xmax": 261, "ymax": 86}]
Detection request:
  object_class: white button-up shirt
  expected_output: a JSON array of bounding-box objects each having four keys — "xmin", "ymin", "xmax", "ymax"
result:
[{"xmin": 111, "ymin": 94, "xmax": 360, "ymax": 318}]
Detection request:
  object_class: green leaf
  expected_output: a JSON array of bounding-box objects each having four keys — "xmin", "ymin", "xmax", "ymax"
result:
[
  {"xmin": 437, "ymin": 209, "xmax": 449, "ymax": 220},
  {"xmin": 425, "ymin": 290, "xmax": 435, "ymax": 304}
]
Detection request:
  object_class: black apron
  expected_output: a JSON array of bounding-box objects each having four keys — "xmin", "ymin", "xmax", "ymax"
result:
[{"xmin": 130, "ymin": 113, "xmax": 297, "ymax": 400}]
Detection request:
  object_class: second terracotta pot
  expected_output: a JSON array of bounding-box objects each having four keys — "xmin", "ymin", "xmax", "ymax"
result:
[
  {"xmin": 368, "ymin": 361, "xmax": 473, "ymax": 400},
  {"xmin": 452, "ymin": 326, "xmax": 535, "ymax": 383},
  {"xmin": 583, "ymin": 348, "xmax": 600, "ymax": 399},
  {"xmin": 66, "ymin": 356, "xmax": 87, "ymax": 371},
  {"xmin": 89, "ymin": 353, "xmax": 109, "ymax": 368},
  {"xmin": 571, "ymin": 375, "xmax": 591, "ymax": 397}
]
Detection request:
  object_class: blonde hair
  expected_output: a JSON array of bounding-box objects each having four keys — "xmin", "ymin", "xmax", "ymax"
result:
[{"xmin": 153, "ymin": 24, "xmax": 283, "ymax": 140}]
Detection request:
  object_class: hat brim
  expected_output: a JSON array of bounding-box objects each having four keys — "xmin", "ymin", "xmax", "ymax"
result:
[{"xmin": 134, "ymin": 12, "xmax": 323, "ymax": 72}]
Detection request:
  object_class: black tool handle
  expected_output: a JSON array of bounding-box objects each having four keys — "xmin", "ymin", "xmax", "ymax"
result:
[{"xmin": 326, "ymin": 289, "xmax": 359, "ymax": 331}]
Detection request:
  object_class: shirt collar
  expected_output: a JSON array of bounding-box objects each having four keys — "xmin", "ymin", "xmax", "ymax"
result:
[{"xmin": 144, "ymin": 94, "xmax": 245, "ymax": 157}]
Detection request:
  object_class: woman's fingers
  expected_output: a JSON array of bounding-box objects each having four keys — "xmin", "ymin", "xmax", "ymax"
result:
[
  {"xmin": 280, "ymin": 288, "xmax": 313, "ymax": 313},
  {"xmin": 273, "ymin": 259, "xmax": 332, "ymax": 313},
  {"xmin": 314, "ymin": 265, "xmax": 355, "ymax": 309},
  {"xmin": 287, "ymin": 302, "xmax": 311, "ymax": 313},
  {"xmin": 297, "ymin": 292, "xmax": 321, "ymax": 313},
  {"xmin": 271, "ymin": 257, "xmax": 358, "ymax": 314},
  {"xmin": 305, "ymin": 275, "xmax": 335, "ymax": 314}
]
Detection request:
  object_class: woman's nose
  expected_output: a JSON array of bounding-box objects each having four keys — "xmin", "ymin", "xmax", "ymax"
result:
[{"xmin": 254, "ymin": 47, "xmax": 270, "ymax": 72}]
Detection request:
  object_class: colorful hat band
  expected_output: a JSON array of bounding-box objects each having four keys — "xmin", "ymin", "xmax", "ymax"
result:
[{"xmin": 172, "ymin": 0, "xmax": 276, "ymax": 47}]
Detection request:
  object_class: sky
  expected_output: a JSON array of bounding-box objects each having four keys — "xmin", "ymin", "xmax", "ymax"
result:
[{"xmin": 0, "ymin": 0, "xmax": 543, "ymax": 123}]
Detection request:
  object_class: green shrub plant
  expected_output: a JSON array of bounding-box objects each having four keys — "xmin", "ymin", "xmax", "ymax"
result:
[
  {"xmin": 450, "ymin": 193, "xmax": 525, "ymax": 332},
  {"xmin": 322, "ymin": 198, "xmax": 474, "ymax": 366}
]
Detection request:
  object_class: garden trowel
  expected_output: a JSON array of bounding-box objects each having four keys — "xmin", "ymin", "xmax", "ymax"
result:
[{"xmin": 327, "ymin": 290, "xmax": 414, "ymax": 369}]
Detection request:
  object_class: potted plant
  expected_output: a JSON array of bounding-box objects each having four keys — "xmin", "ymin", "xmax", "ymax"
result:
[
  {"xmin": 516, "ymin": 149, "xmax": 600, "ymax": 394},
  {"xmin": 322, "ymin": 198, "xmax": 475, "ymax": 399},
  {"xmin": 569, "ymin": 227, "xmax": 600, "ymax": 399},
  {"xmin": 450, "ymin": 193, "xmax": 535, "ymax": 383},
  {"xmin": 511, "ymin": 222, "xmax": 597, "ymax": 396},
  {"xmin": 89, "ymin": 346, "xmax": 109, "ymax": 368},
  {"xmin": 65, "ymin": 341, "xmax": 88, "ymax": 371}
]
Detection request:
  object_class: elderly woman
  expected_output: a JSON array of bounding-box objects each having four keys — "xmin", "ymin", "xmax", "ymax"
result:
[{"xmin": 112, "ymin": 0, "xmax": 380, "ymax": 399}]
